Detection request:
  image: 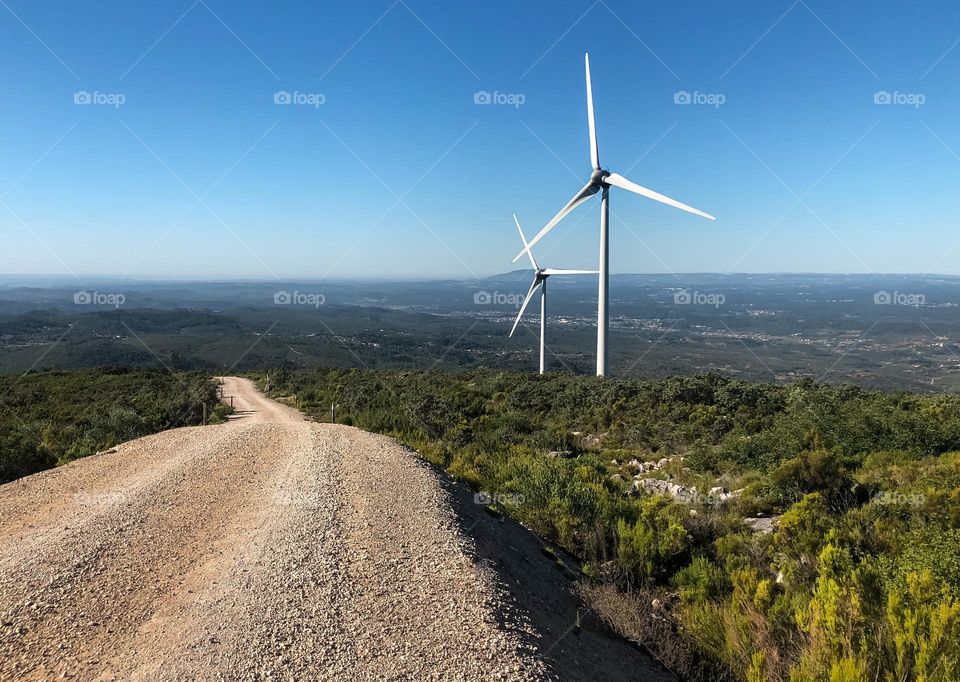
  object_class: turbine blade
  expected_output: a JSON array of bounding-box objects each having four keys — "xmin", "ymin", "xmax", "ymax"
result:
[
  {"xmin": 510, "ymin": 277, "xmax": 541, "ymax": 337},
  {"xmin": 542, "ymin": 268, "xmax": 599, "ymax": 275},
  {"xmin": 513, "ymin": 213, "xmax": 539, "ymax": 271},
  {"xmin": 605, "ymin": 172, "xmax": 715, "ymax": 221},
  {"xmin": 512, "ymin": 181, "xmax": 599, "ymax": 262},
  {"xmin": 585, "ymin": 52, "xmax": 599, "ymax": 170}
]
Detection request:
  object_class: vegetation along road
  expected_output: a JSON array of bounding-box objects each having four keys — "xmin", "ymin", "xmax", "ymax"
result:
[{"xmin": 0, "ymin": 377, "xmax": 664, "ymax": 681}]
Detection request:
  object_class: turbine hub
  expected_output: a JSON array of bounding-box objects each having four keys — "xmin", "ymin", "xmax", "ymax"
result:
[{"xmin": 591, "ymin": 169, "xmax": 610, "ymax": 186}]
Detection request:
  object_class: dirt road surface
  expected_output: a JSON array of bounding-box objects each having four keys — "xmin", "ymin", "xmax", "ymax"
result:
[{"xmin": 0, "ymin": 377, "xmax": 671, "ymax": 681}]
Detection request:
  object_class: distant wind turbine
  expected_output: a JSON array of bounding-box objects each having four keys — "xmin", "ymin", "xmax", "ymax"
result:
[
  {"xmin": 510, "ymin": 214, "xmax": 596, "ymax": 374},
  {"xmin": 513, "ymin": 52, "xmax": 715, "ymax": 377}
]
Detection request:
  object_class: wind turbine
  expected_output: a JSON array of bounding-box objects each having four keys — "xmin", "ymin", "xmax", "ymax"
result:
[
  {"xmin": 510, "ymin": 214, "xmax": 596, "ymax": 374},
  {"xmin": 513, "ymin": 52, "xmax": 715, "ymax": 377}
]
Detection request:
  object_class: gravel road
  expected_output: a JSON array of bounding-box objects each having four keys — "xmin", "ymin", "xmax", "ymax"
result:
[{"xmin": 0, "ymin": 377, "xmax": 670, "ymax": 681}]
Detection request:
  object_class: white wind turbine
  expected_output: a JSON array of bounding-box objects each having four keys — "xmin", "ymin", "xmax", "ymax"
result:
[
  {"xmin": 510, "ymin": 214, "xmax": 597, "ymax": 374},
  {"xmin": 513, "ymin": 52, "xmax": 716, "ymax": 377}
]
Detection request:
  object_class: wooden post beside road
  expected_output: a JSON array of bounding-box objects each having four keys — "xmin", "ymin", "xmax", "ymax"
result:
[{"xmin": 202, "ymin": 403, "xmax": 207, "ymax": 426}]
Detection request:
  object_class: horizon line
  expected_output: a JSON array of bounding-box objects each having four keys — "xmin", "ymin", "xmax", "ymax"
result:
[{"xmin": 2, "ymin": 271, "xmax": 960, "ymax": 284}]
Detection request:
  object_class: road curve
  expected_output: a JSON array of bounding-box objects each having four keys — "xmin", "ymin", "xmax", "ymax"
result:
[{"xmin": 0, "ymin": 377, "xmax": 550, "ymax": 680}]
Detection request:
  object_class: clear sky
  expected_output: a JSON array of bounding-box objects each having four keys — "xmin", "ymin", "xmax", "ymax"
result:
[{"xmin": 2, "ymin": 0, "xmax": 960, "ymax": 279}]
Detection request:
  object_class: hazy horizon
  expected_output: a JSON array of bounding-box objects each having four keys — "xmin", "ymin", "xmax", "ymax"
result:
[{"xmin": 4, "ymin": 271, "xmax": 960, "ymax": 286}]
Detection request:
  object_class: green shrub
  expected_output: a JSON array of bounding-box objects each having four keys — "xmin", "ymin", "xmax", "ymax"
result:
[
  {"xmin": 673, "ymin": 556, "xmax": 730, "ymax": 603},
  {"xmin": 253, "ymin": 367, "xmax": 960, "ymax": 681},
  {"xmin": 615, "ymin": 496, "xmax": 689, "ymax": 585},
  {"xmin": 0, "ymin": 369, "xmax": 223, "ymax": 482}
]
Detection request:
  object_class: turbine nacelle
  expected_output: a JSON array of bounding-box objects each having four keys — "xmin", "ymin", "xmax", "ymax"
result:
[{"xmin": 591, "ymin": 169, "xmax": 610, "ymax": 186}]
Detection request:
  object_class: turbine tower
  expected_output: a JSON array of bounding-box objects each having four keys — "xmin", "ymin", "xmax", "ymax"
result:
[
  {"xmin": 514, "ymin": 52, "xmax": 715, "ymax": 377},
  {"xmin": 509, "ymin": 214, "xmax": 596, "ymax": 374}
]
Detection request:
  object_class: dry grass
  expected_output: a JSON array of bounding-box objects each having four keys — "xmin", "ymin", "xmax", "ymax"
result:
[{"xmin": 578, "ymin": 582, "xmax": 732, "ymax": 682}]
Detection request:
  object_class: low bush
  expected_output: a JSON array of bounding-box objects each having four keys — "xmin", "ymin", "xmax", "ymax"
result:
[
  {"xmin": 256, "ymin": 368, "xmax": 960, "ymax": 681},
  {"xmin": 0, "ymin": 368, "xmax": 224, "ymax": 482}
]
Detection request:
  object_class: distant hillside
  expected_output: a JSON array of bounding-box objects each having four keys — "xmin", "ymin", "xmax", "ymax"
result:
[{"xmin": 2, "ymin": 274, "xmax": 960, "ymax": 392}]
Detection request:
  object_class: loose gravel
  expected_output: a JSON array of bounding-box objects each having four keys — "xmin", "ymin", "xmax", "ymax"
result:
[{"xmin": 0, "ymin": 377, "xmax": 549, "ymax": 680}]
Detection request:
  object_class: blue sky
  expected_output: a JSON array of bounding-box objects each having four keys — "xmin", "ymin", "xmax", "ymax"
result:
[{"xmin": 2, "ymin": 0, "xmax": 960, "ymax": 279}]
